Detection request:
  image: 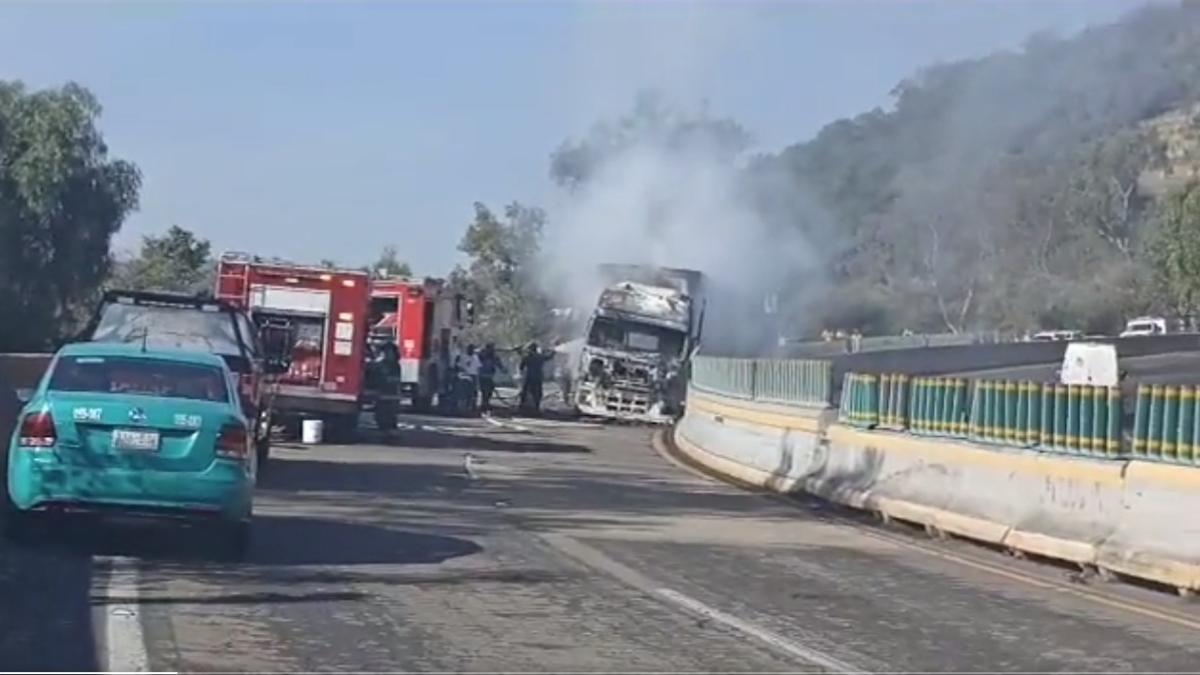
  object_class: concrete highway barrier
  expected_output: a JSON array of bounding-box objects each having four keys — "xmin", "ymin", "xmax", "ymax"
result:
[{"xmin": 675, "ymin": 386, "xmax": 1200, "ymax": 595}]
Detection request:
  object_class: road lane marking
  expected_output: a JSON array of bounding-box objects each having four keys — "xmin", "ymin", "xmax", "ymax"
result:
[
  {"xmin": 539, "ymin": 532, "xmax": 867, "ymax": 673},
  {"xmin": 98, "ymin": 556, "xmax": 151, "ymax": 673},
  {"xmin": 482, "ymin": 415, "xmax": 531, "ymax": 433},
  {"xmin": 650, "ymin": 430, "xmax": 1200, "ymax": 634},
  {"xmin": 654, "ymin": 588, "xmax": 865, "ymax": 674}
]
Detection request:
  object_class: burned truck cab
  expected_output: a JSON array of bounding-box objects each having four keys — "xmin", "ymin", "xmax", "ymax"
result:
[{"xmin": 573, "ymin": 279, "xmax": 698, "ymax": 424}]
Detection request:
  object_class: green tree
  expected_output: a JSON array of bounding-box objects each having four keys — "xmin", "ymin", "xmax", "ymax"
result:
[
  {"xmin": 370, "ymin": 245, "xmax": 412, "ymax": 278},
  {"xmin": 115, "ymin": 225, "xmax": 213, "ymax": 294},
  {"xmin": 0, "ymin": 81, "xmax": 141, "ymax": 350},
  {"xmin": 456, "ymin": 202, "xmax": 549, "ymax": 348},
  {"xmin": 1149, "ymin": 182, "xmax": 1200, "ymax": 318}
]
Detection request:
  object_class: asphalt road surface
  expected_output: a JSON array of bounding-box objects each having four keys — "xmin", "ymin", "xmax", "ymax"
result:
[{"xmin": 5, "ymin": 411, "xmax": 1200, "ymax": 672}]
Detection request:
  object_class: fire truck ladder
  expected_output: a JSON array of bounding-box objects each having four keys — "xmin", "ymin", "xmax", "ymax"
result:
[{"xmin": 216, "ymin": 257, "xmax": 251, "ymax": 306}]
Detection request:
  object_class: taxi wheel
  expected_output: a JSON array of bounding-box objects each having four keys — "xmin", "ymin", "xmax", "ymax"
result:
[
  {"xmin": 1, "ymin": 507, "xmax": 40, "ymax": 544},
  {"xmin": 212, "ymin": 521, "xmax": 251, "ymax": 561}
]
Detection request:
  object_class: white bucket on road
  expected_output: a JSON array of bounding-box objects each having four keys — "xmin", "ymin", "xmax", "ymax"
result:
[{"xmin": 301, "ymin": 419, "xmax": 324, "ymax": 445}]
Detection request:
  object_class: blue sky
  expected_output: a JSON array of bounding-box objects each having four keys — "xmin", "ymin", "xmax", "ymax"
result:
[{"xmin": 0, "ymin": 0, "xmax": 1148, "ymax": 275}]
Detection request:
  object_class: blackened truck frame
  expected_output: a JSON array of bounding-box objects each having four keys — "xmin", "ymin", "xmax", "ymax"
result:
[{"xmin": 572, "ymin": 267, "xmax": 707, "ymax": 424}]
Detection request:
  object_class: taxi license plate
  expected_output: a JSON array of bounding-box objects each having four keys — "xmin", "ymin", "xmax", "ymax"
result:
[{"xmin": 112, "ymin": 429, "xmax": 160, "ymax": 452}]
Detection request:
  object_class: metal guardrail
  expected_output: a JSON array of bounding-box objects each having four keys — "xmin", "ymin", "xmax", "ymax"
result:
[
  {"xmin": 691, "ymin": 356, "xmax": 831, "ymax": 407},
  {"xmin": 782, "ymin": 331, "xmax": 1000, "ymax": 358},
  {"xmin": 837, "ymin": 371, "xmax": 1124, "ymax": 459},
  {"xmin": 1132, "ymin": 384, "xmax": 1200, "ymax": 464},
  {"xmin": 838, "ymin": 373, "xmax": 878, "ymax": 426},
  {"xmin": 691, "ymin": 353, "xmax": 1200, "ymax": 467}
]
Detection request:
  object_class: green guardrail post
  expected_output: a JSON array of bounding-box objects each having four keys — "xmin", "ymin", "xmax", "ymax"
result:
[
  {"xmin": 1015, "ymin": 382, "xmax": 1029, "ymax": 446},
  {"xmin": 926, "ymin": 378, "xmax": 939, "ymax": 435},
  {"xmin": 1032, "ymin": 383, "xmax": 1047, "ymax": 448},
  {"xmin": 1052, "ymin": 383, "xmax": 1067, "ymax": 452},
  {"xmin": 954, "ymin": 378, "xmax": 968, "ymax": 436},
  {"xmin": 1148, "ymin": 384, "xmax": 1165, "ymax": 458},
  {"xmin": 1106, "ymin": 386, "xmax": 1122, "ymax": 458},
  {"xmin": 1079, "ymin": 385, "xmax": 1095, "ymax": 455},
  {"xmin": 851, "ymin": 373, "xmax": 862, "ymax": 425},
  {"xmin": 936, "ymin": 374, "xmax": 945, "ymax": 432},
  {"xmin": 968, "ymin": 380, "xmax": 981, "ymax": 440},
  {"xmin": 1132, "ymin": 383, "xmax": 1149, "ymax": 457},
  {"xmin": 840, "ymin": 373, "xmax": 852, "ymax": 424},
  {"xmin": 1178, "ymin": 385, "xmax": 1194, "ymax": 464},
  {"xmin": 950, "ymin": 378, "xmax": 963, "ymax": 436},
  {"xmin": 1192, "ymin": 385, "xmax": 1200, "ymax": 465},
  {"xmin": 1089, "ymin": 386, "xmax": 1106, "ymax": 456},
  {"xmin": 909, "ymin": 377, "xmax": 921, "ymax": 433},
  {"xmin": 985, "ymin": 380, "xmax": 999, "ymax": 442},
  {"xmin": 1028, "ymin": 383, "xmax": 1043, "ymax": 447},
  {"xmin": 896, "ymin": 374, "xmax": 909, "ymax": 430},
  {"xmin": 1003, "ymin": 381, "xmax": 1022, "ymax": 444},
  {"xmin": 879, "ymin": 373, "xmax": 892, "ymax": 427},
  {"xmin": 1066, "ymin": 384, "xmax": 1081, "ymax": 453},
  {"xmin": 921, "ymin": 374, "xmax": 931, "ymax": 432},
  {"xmin": 1164, "ymin": 385, "xmax": 1181, "ymax": 462}
]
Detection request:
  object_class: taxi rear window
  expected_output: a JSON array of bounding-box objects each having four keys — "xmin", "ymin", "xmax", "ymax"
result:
[{"xmin": 49, "ymin": 356, "xmax": 230, "ymax": 403}]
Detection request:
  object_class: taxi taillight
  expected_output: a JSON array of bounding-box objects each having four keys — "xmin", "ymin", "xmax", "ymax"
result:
[
  {"xmin": 18, "ymin": 410, "xmax": 56, "ymax": 448},
  {"xmin": 216, "ymin": 423, "xmax": 250, "ymax": 461}
]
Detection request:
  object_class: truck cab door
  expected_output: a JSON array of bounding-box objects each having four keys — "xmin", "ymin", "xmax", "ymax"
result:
[{"xmin": 259, "ymin": 320, "xmax": 296, "ymax": 375}]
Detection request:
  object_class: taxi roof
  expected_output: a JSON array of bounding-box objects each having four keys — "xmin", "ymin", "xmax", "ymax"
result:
[{"xmin": 56, "ymin": 342, "xmax": 231, "ymax": 370}]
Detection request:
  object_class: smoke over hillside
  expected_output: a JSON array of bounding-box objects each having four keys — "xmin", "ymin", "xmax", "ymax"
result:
[{"xmin": 536, "ymin": 96, "xmax": 829, "ymax": 355}]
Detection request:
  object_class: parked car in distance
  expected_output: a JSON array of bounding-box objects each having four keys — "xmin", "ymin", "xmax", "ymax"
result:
[
  {"xmin": 3, "ymin": 342, "xmax": 255, "ymax": 556},
  {"xmin": 1030, "ymin": 330, "xmax": 1082, "ymax": 342}
]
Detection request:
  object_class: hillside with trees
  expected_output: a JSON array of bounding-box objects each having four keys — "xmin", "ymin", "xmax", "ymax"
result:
[{"xmin": 752, "ymin": 1, "xmax": 1200, "ymax": 337}]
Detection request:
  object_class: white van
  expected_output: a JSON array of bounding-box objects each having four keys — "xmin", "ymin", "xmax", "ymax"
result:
[{"xmin": 1119, "ymin": 316, "xmax": 1168, "ymax": 338}]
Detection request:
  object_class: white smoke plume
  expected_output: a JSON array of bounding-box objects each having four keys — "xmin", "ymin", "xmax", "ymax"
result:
[{"xmin": 537, "ymin": 111, "xmax": 830, "ymax": 356}]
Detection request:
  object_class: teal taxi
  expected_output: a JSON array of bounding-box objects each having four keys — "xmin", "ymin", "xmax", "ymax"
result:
[{"xmin": 3, "ymin": 342, "xmax": 255, "ymax": 554}]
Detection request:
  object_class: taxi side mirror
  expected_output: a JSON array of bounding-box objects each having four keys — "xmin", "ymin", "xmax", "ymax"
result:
[{"xmin": 14, "ymin": 388, "xmax": 32, "ymax": 404}]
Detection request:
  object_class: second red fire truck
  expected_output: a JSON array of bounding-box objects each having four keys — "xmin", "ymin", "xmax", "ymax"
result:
[{"xmin": 366, "ymin": 276, "xmax": 473, "ymax": 426}]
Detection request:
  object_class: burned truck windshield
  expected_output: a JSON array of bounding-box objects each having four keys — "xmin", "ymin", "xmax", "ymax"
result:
[{"xmin": 587, "ymin": 317, "xmax": 686, "ymax": 357}]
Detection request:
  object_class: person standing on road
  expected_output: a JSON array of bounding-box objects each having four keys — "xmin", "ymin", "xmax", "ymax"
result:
[
  {"xmin": 519, "ymin": 342, "xmax": 552, "ymax": 414},
  {"xmin": 461, "ymin": 343, "xmax": 482, "ymax": 413},
  {"xmin": 478, "ymin": 343, "xmax": 504, "ymax": 413}
]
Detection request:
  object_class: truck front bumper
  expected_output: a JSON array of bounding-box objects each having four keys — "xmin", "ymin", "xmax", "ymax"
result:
[{"xmin": 574, "ymin": 382, "xmax": 675, "ymax": 425}]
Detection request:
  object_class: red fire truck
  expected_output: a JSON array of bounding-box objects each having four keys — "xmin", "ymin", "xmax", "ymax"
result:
[
  {"xmin": 367, "ymin": 276, "xmax": 471, "ymax": 421},
  {"xmin": 216, "ymin": 252, "xmax": 371, "ymax": 441}
]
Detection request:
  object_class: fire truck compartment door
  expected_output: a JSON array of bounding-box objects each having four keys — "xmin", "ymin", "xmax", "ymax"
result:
[{"xmin": 249, "ymin": 285, "xmax": 331, "ymax": 316}]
